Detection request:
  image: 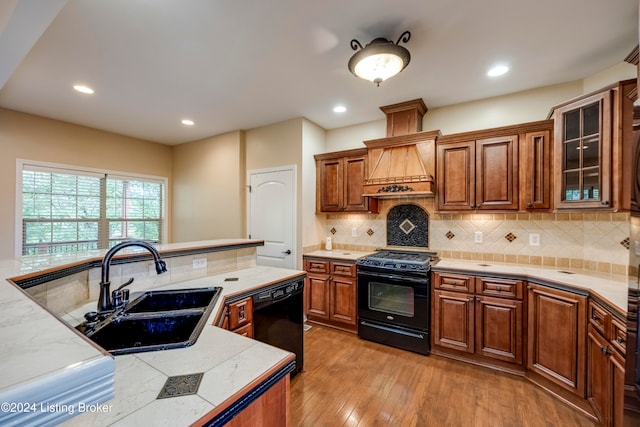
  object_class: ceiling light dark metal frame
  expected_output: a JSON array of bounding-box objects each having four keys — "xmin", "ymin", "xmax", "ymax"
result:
[{"xmin": 348, "ymin": 31, "xmax": 411, "ymax": 86}]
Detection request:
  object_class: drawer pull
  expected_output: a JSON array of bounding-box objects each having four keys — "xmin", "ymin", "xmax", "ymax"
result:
[
  {"xmin": 591, "ymin": 315, "xmax": 600, "ymax": 321},
  {"xmin": 616, "ymin": 337, "xmax": 626, "ymax": 344},
  {"xmin": 600, "ymin": 346, "xmax": 611, "ymax": 356}
]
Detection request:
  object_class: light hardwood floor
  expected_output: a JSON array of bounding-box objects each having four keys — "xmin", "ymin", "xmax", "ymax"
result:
[{"xmin": 290, "ymin": 324, "xmax": 597, "ymax": 427}]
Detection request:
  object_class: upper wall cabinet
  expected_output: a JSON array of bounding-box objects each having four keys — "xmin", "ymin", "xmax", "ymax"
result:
[
  {"xmin": 315, "ymin": 148, "xmax": 378, "ymax": 214},
  {"xmin": 436, "ymin": 120, "xmax": 553, "ymax": 212},
  {"xmin": 550, "ymin": 79, "xmax": 635, "ymax": 211}
]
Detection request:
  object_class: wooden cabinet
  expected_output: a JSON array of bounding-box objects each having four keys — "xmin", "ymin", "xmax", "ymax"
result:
[
  {"xmin": 437, "ymin": 135, "xmax": 518, "ymax": 211},
  {"xmin": 432, "ymin": 272, "xmax": 524, "ymax": 365},
  {"xmin": 304, "ymin": 257, "xmax": 357, "ymax": 332},
  {"xmin": 315, "ymin": 148, "xmax": 377, "ymax": 213},
  {"xmin": 551, "ymin": 79, "xmax": 635, "ymax": 211},
  {"xmin": 222, "ymin": 297, "xmax": 253, "ymax": 338},
  {"xmin": 586, "ymin": 300, "xmax": 626, "ymax": 426},
  {"xmin": 520, "ymin": 127, "xmax": 553, "ymax": 210},
  {"xmin": 527, "ymin": 284, "xmax": 586, "ymax": 396},
  {"xmin": 436, "ymin": 120, "xmax": 555, "ymax": 212}
]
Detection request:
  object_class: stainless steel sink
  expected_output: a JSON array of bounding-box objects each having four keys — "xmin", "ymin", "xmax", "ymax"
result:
[{"xmin": 78, "ymin": 287, "xmax": 222, "ymax": 355}]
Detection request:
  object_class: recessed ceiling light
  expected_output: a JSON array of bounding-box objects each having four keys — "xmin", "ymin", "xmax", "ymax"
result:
[
  {"xmin": 73, "ymin": 85, "xmax": 94, "ymax": 94},
  {"xmin": 333, "ymin": 105, "xmax": 347, "ymax": 113},
  {"xmin": 181, "ymin": 119, "xmax": 195, "ymax": 126},
  {"xmin": 487, "ymin": 65, "xmax": 509, "ymax": 77}
]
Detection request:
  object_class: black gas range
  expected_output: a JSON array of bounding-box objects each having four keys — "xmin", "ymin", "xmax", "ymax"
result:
[
  {"xmin": 356, "ymin": 249, "xmax": 438, "ymax": 355},
  {"xmin": 356, "ymin": 249, "xmax": 438, "ymax": 275}
]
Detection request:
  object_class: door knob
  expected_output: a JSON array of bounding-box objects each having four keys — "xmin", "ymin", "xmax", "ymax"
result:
[{"xmin": 282, "ymin": 250, "xmax": 292, "ymax": 255}]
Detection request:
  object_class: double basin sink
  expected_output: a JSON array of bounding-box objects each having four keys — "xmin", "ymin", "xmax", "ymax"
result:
[{"xmin": 77, "ymin": 287, "xmax": 222, "ymax": 355}]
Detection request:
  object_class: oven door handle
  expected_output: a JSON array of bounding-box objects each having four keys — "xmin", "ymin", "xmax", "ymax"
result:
[
  {"xmin": 357, "ymin": 271, "xmax": 428, "ymax": 285},
  {"xmin": 360, "ymin": 320, "xmax": 426, "ymax": 339}
]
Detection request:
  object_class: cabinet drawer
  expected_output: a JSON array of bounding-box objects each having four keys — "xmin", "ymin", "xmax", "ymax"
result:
[
  {"xmin": 228, "ymin": 297, "xmax": 253, "ymax": 330},
  {"xmin": 588, "ymin": 301, "xmax": 609, "ymax": 336},
  {"xmin": 330, "ymin": 262, "xmax": 355, "ymax": 277},
  {"xmin": 433, "ymin": 272, "xmax": 474, "ymax": 293},
  {"xmin": 611, "ymin": 317, "xmax": 627, "ymax": 355},
  {"xmin": 232, "ymin": 323, "xmax": 253, "ymax": 338},
  {"xmin": 305, "ymin": 259, "xmax": 329, "ymax": 274},
  {"xmin": 476, "ymin": 277, "xmax": 523, "ymax": 299}
]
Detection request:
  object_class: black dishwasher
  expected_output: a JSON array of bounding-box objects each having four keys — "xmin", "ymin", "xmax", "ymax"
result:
[{"xmin": 252, "ymin": 278, "xmax": 304, "ymax": 376}]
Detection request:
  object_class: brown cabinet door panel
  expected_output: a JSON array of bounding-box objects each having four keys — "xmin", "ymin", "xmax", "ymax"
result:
[
  {"xmin": 476, "ymin": 135, "xmax": 518, "ymax": 210},
  {"xmin": 319, "ymin": 159, "xmax": 343, "ymax": 212},
  {"xmin": 330, "ymin": 276, "xmax": 356, "ymax": 325},
  {"xmin": 437, "ymin": 141, "xmax": 475, "ymax": 210},
  {"xmin": 475, "ymin": 296, "xmax": 523, "ymax": 364},
  {"xmin": 307, "ymin": 274, "xmax": 330, "ymax": 319},
  {"xmin": 433, "ymin": 290, "xmax": 474, "ymax": 353},
  {"xmin": 343, "ymin": 155, "xmax": 368, "ymax": 211},
  {"xmin": 587, "ymin": 325, "xmax": 608, "ymax": 421},
  {"xmin": 527, "ymin": 285, "xmax": 586, "ymax": 396},
  {"xmin": 523, "ymin": 130, "xmax": 551, "ymax": 210}
]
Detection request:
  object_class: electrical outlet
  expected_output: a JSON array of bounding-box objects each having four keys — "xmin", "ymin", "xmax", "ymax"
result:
[
  {"xmin": 351, "ymin": 227, "xmax": 358, "ymax": 237},
  {"xmin": 529, "ymin": 233, "xmax": 540, "ymax": 246},
  {"xmin": 193, "ymin": 257, "xmax": 207, "ymax": 269},
  {"xmin": 474, "ymin": 231, "xmax": 483, "ymax": 243}
]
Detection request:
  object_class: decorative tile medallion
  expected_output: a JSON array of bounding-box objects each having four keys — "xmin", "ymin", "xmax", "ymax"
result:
[
  {"xmin": 386, "ymin": 204, "xmax": 429, "ymax": 247},
  {"xmin": 367, "ymin": 228, "xmax": 374, "ymax": 236},
  {"xmin": 330, "ymin": 227, "xmax": 336, "ymax": 235},
  {"xmin": 621, "ymin": 237, "xmax": 630, "ymax": 250},
  {"xmin": 157, "ymin": 373, "xmax": 204, "ymax": 399},
  {"xmin": 399, "ymin": 219, "xmax": 416, "ymax": 235},
  {"xmin": 445, "ymin": 231, "xmax": 455, "ymax": 240},
  {"xmin": 505, "ymin": 232, "xmax": 517, "ymax": 242}
]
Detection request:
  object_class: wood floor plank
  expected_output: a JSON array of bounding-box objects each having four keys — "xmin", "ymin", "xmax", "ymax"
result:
[{"xmin": 291, "ymin": 324, "xmax": 598, "ymax": 427}]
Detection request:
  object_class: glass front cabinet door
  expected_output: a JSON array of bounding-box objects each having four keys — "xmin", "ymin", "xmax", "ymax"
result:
[
  {"xmin": 551, "ymin": 79, "xmax": 635, "ymax": 211},
  {"xmin": 553, "ymin": 90, "xmax": 612, "ymax": 209}
]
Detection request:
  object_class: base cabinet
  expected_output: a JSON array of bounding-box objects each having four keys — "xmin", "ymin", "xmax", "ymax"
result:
[
  {"xmin": 304, "ymin": 257, "xmax": 357, "ymax": 332},
  {"xmin": 527, "ymin": 284, "xmax": 586, "ymax": 397},
  {"xmin": 432, "ymin": 273, "xmax": 523, "ymax": 366},
  {"xmin": 586, "ymin": 301, "xmax": 626, "ymax": 427},
  {"xmin": 221, "ymin": 297, "xmax": 253, "ymax": 338}
]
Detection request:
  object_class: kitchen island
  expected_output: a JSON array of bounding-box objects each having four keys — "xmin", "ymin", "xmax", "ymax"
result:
[{"xmin": 0, "ymin": 240, "xmax": 305, "ymax": 426}]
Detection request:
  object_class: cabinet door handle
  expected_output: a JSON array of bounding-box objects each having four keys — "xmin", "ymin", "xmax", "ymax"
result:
[
  {"xmin": 616, "ymin": 337, "xmax": 626, "ymax": 344},
  {"xmin": 600, "ymin": 345, "xmax": 611, "ymax": 356},
  {"xmin": 527, "ymin": 202, "xmax": 533, "ymax": 209},
  {"xmin": 591, "ymin": 315, "xmax": 600, "ymax": 321},
  {"xmin": 601, "ymin": 200, "xmax": 609, "ymax": 206}
]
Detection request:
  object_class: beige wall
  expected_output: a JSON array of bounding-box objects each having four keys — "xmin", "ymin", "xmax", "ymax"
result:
[
  {"xmin": 0, "ymin": 108, "xmax": 172, "ymax": 259},
  {"xmin": 245, "ymin": 118, "xmax": 304, "ymax": 268},
  {"xmin": 302, "ymin": 119, "xmax": 327, "ymax": 249},
  {"xmin": 171, "ymin": 130, "xmax": 245, "ymax": 241}
]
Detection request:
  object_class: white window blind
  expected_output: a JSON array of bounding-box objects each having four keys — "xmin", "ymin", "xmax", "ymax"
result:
[{"xmin": 21, "ymin": 164, "xmax": 164, "ymax": 255}]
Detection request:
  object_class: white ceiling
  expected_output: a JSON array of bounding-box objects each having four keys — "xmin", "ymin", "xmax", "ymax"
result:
[{"xmin": 0, "ymin": 0, "xmax": 637, "ymax": 145}]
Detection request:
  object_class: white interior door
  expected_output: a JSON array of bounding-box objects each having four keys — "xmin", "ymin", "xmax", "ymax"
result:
[{"xmin": 248, "ymin": 167, "xmax": 296, "ymax": 269}]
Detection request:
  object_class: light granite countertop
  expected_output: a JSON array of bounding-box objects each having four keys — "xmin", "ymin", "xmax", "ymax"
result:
[
  {"xmin": 303, "ymin": 249, "xmax": 375, "ymax": 261},
  {"xmin": 0, "ymin": 239, "xmax": 304, "ymax": 427},
  {"xmin": 61, "ymin": 265, "xmax": 305, "ymax": 426},
  {"xmin": 433, "ymin": 259, "xmax": 629, "ymax": 314}
]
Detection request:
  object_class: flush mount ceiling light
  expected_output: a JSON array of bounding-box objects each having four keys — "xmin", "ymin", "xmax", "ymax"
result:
[
  {"xmin": 487, "ymin": 64, "xmax": 509, "ymax": 77},
  {"xmin": 348, "ymin": 31, "xmax": 411, "ymax": 87},
  {"xmin": 73, "ymin": 85, "xmax": 94, "ymax": 94},
  {"xmin": 333, "ymin": 105, "xmax": 347, "ymax": 113},
  {"xmin": 181, "ymin": 119, "xmax": 195, "ymax": 126}
]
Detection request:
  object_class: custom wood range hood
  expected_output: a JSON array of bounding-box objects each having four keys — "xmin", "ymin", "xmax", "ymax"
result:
[{"xmin": 363, "ymin": 99, "xmax": 440, "ymax": 198}]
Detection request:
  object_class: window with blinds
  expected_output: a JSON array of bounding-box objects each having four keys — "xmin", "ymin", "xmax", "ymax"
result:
[{"xmin": 21, "ymin": 164, "xmax": 164, "ymax": 255}]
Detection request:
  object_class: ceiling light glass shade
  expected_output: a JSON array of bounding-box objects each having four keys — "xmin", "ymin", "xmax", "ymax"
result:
[{"xmin": 348, "ymin": 32, "xmax": 411, "ymax": 86}]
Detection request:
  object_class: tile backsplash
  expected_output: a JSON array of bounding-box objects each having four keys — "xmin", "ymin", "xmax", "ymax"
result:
[
  {"xmin": 25, "ymin": 248, "xmax": 258, "ymax": 319},
  {"xmin": 316, "ymin": 197, "xmax": 630, "ymax": 275}
]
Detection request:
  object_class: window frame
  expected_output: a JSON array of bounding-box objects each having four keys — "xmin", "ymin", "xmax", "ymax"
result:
[{"xmin": 15, "ymin": 159, "xmax": 168, "ymax": 257}]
